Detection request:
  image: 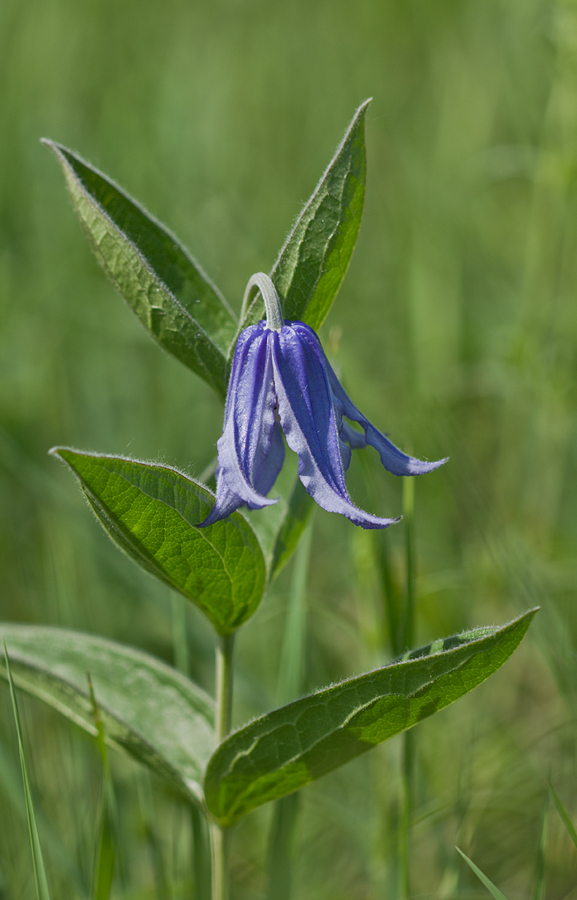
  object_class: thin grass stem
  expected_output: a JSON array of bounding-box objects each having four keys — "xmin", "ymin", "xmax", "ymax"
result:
[
  {"xmin": 398, "ymin": 478, "xmax": 416, "ymax": 900},
  {"xmin": 266, "ymin": 522, "xmax": 314, "ymax": 900},
  {"xmin": 376, "ymin": 529, "xmax": 402, "ymax": 658},
  {"xmin": 4, "ymin": 642, "xmax": 51, "ymax": 900}
]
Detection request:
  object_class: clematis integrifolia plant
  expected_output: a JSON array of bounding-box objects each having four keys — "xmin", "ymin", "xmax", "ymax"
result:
[
  {"xmin": 0, "ymin": 107, "xmax": 537, "ymax": 900},
  {"xmin": 200, "ymin": 272, "xmax": 447, "ymax": 529}
]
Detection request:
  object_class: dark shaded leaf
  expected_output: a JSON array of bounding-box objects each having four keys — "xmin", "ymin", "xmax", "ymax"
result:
[{"xmin": 0, "ymin": 626, "xmax": 215, "ymax": 804}]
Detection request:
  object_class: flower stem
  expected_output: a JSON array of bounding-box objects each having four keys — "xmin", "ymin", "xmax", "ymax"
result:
[
  {"xmin": 211, "ymin": 633, "xmax": 235, "ymax": 900},
  {"xmin": 398, "ymin": 730, "xmax": 414, "ymax": 900},
  {"xmin": 241, "ymin": 272, "xmax": 284, "ymax": 331}
]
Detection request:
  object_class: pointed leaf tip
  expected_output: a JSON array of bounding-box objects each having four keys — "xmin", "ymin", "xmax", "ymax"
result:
[
  {"xmin": 43, "ymin": 138, "xmax": 236, "ymax": 399},
  {"xmin": 239, "ymin": 100, "xmax": 371, "ymax": 338},
  {"xmin": 204, "ymin": 609, "xmax": 536, "ymax": 825}
]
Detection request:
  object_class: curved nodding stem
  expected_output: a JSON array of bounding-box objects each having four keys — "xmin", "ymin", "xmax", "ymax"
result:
[{"xmin": 241, "ymin": 272, "xmax": 284, "ymax": 332}]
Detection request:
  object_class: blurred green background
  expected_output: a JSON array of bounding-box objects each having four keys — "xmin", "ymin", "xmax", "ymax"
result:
[{"xmin": 2, "ymin": 0, "xmax": 577, "ymax": 897}]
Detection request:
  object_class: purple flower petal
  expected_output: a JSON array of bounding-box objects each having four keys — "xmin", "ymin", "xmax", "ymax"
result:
[
  {"xmin": 199, "ymin": 279, "xmax": 446, "ymax": 531},
  {"xmin": 316, "ymin": 335, "xmax": 448, "ymax": 476},
  {"xmin": 272, "ymin": 324, "xmax": 400, "ymax": 529},
  {"xmin": 198, "ymin": 324, "xmax": 282, "ymax": 527}
]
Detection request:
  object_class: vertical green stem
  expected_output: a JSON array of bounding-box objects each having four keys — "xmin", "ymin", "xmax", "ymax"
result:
[
  {"xmin": 191, "ymin": 804, "xmax": 211, "ymax": 900},
  {"xmin": 398, "ymin": 477, "xmax": 416, "ymax": 900},
  {"xmin": 398, "ymin": 730, "xmax": 414, "ymax": 900},
  {"xmin": 210, "ymin": 825, "xmax": 231, "ymax": 900},
  {"xmin": 215, "ymin": 634, "xmax": 235, "ymax": 745},
  {"xmin": 211, "ymin": 633, "xmax": 235, "ymax": 900}
]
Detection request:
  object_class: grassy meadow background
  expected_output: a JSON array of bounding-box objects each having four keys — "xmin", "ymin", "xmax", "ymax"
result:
[{"xmin": 2, "ymin": 0, "xmax": 577, "ymax": 896}]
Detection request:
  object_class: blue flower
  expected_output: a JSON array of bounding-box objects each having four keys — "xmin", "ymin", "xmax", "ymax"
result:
[{"xmin": 199, "ymin": 274, "xmax": 446, "ymax": 530}]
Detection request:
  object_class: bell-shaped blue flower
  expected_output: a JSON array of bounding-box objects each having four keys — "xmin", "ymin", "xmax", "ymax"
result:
[{"xmin": 199, "ymin": 274, "xmax": 446, "ymax": 530}]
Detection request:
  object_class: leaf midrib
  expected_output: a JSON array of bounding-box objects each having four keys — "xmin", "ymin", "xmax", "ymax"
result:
[
  {"xmin": 213, "ymin": 635, "xmax": 503, "ymax": 816},
  {"xmin": 73, "ymin": 170, "xmax": 227, "ymax": 367}
]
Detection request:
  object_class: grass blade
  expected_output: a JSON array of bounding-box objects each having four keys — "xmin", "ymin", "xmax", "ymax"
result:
[
  {"xmin": 88, "ymin": 676, "xmax": 116, "ymax": 900},
  {"xmin": 456, "ymin": 847, "xmax": 508, "ymax": 900},
  {"xmin": 533, "ymin": 795, "xmax": 549, "ymax": 900},
  {"xmin": 549, "ymin": 783, "xmax": 577, "ymax": 850},
  {"xmin": 4, "ymin": 642, "xmax": 51, "ymax": 900},
  {"xmin": 266, "ymin": 524, "xmax": 313, "ymax": 900}
]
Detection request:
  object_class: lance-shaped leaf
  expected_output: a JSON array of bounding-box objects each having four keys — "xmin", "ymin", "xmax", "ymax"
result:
[
  {"xmin": 0, "ymin": 625, "xmax": 215, "ymax": 804},
  {"xmin": 43, "ymin": 140, "xmax": 237, "ymax": 399},
  {"xmin": 51, "ymin": 448, "xmax": 266, "ymax": 635},
  {"xmin": 240, "ymin": 100, "xmax": 370, "ymax": 335},
  {"xmin": 204, "ymin": 609, "xmax": 537, "ymax": 826}
]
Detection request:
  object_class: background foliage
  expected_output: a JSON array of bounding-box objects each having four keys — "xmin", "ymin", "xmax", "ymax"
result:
[{"xmin": 1, "ymin": 0, "xmax": 577, "ymax": 897}]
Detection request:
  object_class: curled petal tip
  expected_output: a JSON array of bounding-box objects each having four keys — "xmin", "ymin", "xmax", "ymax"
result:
[{"xmin": 406, "ymin": 456, "xmax": 449, "ymax": 476}]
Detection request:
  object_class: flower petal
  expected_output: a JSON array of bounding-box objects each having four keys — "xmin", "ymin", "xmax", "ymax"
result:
[
  {"xmin": 272, "ymin": 324, "xmax": 399, "ymax": 529},
  {"xmin": 198, "ymin": 324, "xmax": 281, "ymax": 527},
  {"xmin": 254, "ymin": 420, "xmax": 285, "ymax": 498},
  {"xmin": 321, "ymin": 345, "xmax": 448, "ymax": 476}
]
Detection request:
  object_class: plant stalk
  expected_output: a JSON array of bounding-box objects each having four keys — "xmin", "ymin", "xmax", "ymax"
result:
[
  {"xmin": 215, "ymin": 634, "xmax": 235, "ymax": 745},
  {"xmin": 211, "ymin": 633, "xmax": 235, "ymax": 900},
  {"xmin": 210, "ymin": 824, "xmax": 231, "ymax": 900}
]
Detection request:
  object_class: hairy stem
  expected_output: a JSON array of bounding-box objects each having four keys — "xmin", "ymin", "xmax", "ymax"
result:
[
  {"xmin": 212, "ymin": 633, "xmax": 235, "ymax": 900},
  {"xmin": 215, "ymin": 634, "xmax": 235, "ymax": 744}
]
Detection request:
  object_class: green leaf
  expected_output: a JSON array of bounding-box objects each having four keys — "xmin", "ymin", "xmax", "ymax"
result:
[
  {"xmin": 204, "ymin": 609, "xmax": 537, "ymax": 826},
  {"xmin": 240, "ymin": 99, "xmax": 370, "ymax": 334},
  {"xmin": 43, "ymin": 140, "xmax": 237, "ymax": 399},
  {"xmin": 0, "ymin": 625, "xmax": 214, "ymax": 805},
  {"xmin": 52, "ymin": 448, "xmax": 266, "ymax": 635},
  {"xmin": 4, "ymin": 643, "xmax": 52, "ymax": 900},
  {"xmin": 455, "ymin": 848, "xmax": 509, "ymax": 900}
]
